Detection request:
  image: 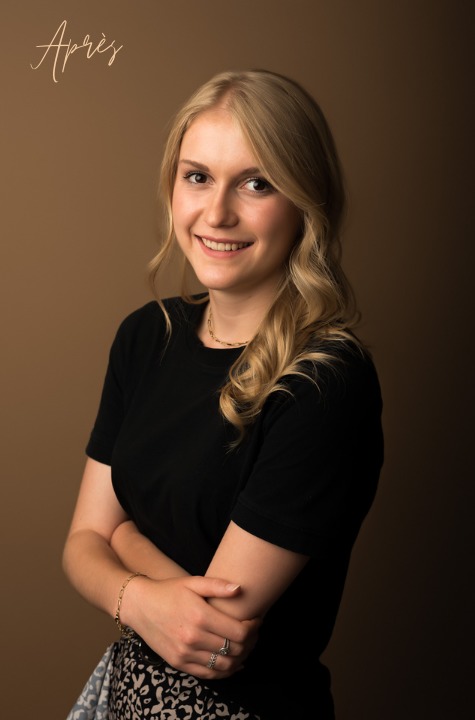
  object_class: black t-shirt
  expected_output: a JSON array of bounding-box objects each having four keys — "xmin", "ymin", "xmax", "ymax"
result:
[{"xmin": 86, "ymin": 297, "xmax": 384, "ymax": 719}]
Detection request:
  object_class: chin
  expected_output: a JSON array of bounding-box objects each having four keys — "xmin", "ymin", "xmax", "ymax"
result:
[{"xmin": 193, "ymin": 273, "xmax": 241, "ymax": 292}]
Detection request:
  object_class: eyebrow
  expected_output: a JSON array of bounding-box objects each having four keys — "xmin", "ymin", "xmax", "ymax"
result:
[{"xmin": 178, "ymin": 159, "xmax": 262, "ymax": 176}]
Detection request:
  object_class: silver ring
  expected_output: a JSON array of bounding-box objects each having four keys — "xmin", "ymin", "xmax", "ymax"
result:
[
  {"xmin": 206, "ymin": 651, "xmax": 218, "ymax": 669},
  {"xmin": 218, "ymin": 637, "xmax": 230, "ymax": 656}
]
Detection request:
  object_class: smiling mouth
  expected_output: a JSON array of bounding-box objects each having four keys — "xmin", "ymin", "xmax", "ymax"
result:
[{"xmin": 199, "ymin": 236, "xmax": 253, "ymax": 252}]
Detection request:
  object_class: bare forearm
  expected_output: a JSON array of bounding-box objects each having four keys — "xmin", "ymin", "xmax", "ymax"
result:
[
  {"xmin": 110, "ymin": 520, "xmax": 189, "ymax": 580},
  {"xmin": 63, "ymin": 528, "xmax": 133, "ymax": 619}
]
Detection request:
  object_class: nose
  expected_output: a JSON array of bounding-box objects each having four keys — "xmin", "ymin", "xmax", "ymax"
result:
[{"xmin": 203, "ymin": 186, "xmax": 238, "ymax": 228}]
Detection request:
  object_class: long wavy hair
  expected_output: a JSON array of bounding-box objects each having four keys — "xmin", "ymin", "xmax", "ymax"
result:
[{"xmin": 149, "ymin": 69, "xmax": 361, "ymax": 443}]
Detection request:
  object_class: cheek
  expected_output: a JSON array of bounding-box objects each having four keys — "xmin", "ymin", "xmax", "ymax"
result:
[
  {"xmin": 171, "ymin": 189, "xmax": 183, "ymax": 227},
  {"xmin": 264, "ymin": 204, "xmax": 300, "ymax": 249},
  {"xmin": 172, "ymin": 180, "xmax": 189, "ymax": 215},
  {"xmin": 172, "ymin": 191, "xmax": 199, "ymax": 232}
]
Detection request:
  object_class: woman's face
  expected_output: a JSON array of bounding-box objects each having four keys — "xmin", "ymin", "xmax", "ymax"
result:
[{"xmin": 171, "ymin": 107, "xmax": 301, "ymax": 302}]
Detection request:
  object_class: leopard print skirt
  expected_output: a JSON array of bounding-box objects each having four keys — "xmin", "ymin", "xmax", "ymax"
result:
[{"xmin": 67, "ymin": 634, "xmax": 261, "ymax": 720}]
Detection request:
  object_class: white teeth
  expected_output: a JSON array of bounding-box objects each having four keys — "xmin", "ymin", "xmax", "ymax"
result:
[{"xmin": 200, "ymin": 237, "xmax": 251, "ymax": 252}]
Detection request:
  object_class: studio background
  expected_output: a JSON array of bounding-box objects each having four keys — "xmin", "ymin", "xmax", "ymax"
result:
[{"xmin": 1, "ymin": 1, "xmax": 473, "ymax": 717}]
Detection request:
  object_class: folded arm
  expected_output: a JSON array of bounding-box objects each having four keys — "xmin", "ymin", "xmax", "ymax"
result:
[
  {"xmin": 110, "ymin": 498, "xmax": 310, "ymax": 674},
  {"xmin": 63, "ymin": 458, "xmax": 259, "ymax": 679}
]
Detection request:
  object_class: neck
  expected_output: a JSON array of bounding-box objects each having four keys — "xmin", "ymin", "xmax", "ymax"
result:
[
  {"xmin": 207, "ymin": 307, "xmax": 249, "ymax": 347},
  {"xmin": 197, "ymin": 292, "xmax": 271, "ymax": 349}
]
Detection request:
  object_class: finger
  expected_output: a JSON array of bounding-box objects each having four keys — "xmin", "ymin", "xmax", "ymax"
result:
[
  {"xmin": 185, "ymin": 576, "xmax": 241, "ymax": 598},
  {"xmin": 202, "ymin": 636, "xmax": 233, "ymax": 659},
  {"xmin": 187, "ymin": 650, "xmax": 242, "ymax": 679},
  {"xmin": 190, "ymin": 627, "xmax": 238, "ymax": 658}
]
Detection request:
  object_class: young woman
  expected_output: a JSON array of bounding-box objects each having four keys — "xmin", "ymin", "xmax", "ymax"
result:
[{"xmin": 64, "ymin": 69, "xmax": 384, "ymax": 720}]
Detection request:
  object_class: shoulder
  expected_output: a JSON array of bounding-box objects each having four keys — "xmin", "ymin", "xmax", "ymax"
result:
[
  {"xmin": 109, "ymin": 299, "xmax": 172, "ymax": 362},
  {"xmin": 115, "ymin": 296, "xmax": 198, "ymax": 340},
  {"xmin": 292, "ymin": 339, "xmax": 380, "ymax": 403},
  {"xmin": 111, "ymin": 300, "xmax": 163, "ymax": 353},
  {"xmin": 162, "ymin": 294, "xmax": 207, "ymax": 329},
  {"xmin": 316, "ymin": 340, "xmax": 382, "ymax": 408},
  {"xmin": 264, "ymin": 339, "xmax": 382, "ymax": 431},
  {"xmin": 105, "ymin": 298, "xmax": 190, "ymax": 384},
  {"xmin": 116, "ymin": 299, "xmax": 162, "ymax": 332},
  {"xmin": 111, "ymin": 295, "xmax": 205, "ymax": 361}
]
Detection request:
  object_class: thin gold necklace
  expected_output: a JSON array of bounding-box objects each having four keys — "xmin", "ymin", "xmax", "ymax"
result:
[{"xmin": 207, "ymin": 308, "xmax": 249, "ymax": 348}]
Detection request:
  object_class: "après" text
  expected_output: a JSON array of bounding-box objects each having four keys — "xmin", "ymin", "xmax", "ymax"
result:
[{"xmin": 31, "ymin": 19, "xmax": 123, "ymax": 83}]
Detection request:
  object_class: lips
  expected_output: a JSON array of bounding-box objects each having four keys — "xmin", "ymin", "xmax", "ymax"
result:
[{"xmin": 198, "ymin": 235, "xmax": 253, "ymax": 252}]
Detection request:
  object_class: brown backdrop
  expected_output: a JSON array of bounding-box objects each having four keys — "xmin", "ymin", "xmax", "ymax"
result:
[{"xmin": 2, "ymin": 1, "xmax": 473, "ymax": 717}]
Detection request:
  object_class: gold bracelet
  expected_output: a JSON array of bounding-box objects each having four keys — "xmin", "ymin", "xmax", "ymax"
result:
[{"xmin": 114, "ymin": 571, "xmax": 146, "ymax": 638}]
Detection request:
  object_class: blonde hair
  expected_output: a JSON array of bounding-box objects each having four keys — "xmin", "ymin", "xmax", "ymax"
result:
[{"xmin": 149, "ymin": 69, "xmax": 360, "ymax": 443}]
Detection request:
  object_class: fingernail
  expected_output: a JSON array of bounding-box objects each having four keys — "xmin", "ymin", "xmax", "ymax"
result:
[{"xmin": 225, "ymin": 583, "xmax": 240, "ymax": 591}]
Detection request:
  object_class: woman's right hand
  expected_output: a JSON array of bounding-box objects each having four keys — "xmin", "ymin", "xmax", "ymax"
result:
[{"xmin": 120, "ymin": 573, "xmax": 261, "ymax": 679}]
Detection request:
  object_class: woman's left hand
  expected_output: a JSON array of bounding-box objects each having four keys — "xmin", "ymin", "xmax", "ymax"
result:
[{"xmin": 119, "ymin": 573, "xmax": 261, "ymax": 678}]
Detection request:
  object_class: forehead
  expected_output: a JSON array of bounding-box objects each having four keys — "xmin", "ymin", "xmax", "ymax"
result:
[{"xmin": 179, "ymin": 108, "xmax": 257, "ymax": 165}]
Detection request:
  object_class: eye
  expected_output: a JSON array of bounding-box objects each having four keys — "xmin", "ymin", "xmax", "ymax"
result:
[
  {"xmin": 184, "ymin": 171, "xmax": 208, "ymax": 184},
  {"xmin": 243, "ymin": 177, "xmax": 273, "ymax": 193}
]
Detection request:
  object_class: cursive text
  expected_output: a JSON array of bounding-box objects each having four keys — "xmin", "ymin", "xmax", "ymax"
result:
[{"xmin": 31, "ymin": 19, "xmax": 123, "ymax": 83}]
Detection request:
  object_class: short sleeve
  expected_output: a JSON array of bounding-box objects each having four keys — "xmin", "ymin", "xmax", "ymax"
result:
[
  {"xmin": 85, "ymin": 301, "xmax": 164, "ymax": 465},
  {"xmin": 85, "ymin": 327, "xmax": 128, "ymax": 465},
  {"xmin": 231, "ymin": 351, "xmax": 384, "ymax": 556}
]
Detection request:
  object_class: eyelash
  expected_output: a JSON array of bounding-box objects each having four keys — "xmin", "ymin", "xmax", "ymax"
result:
[{"xmin": 183, "ymin": 171, "xmax": 273, "ymax": 194}]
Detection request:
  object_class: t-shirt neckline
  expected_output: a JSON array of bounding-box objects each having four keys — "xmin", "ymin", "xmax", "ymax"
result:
[{"xmin": 183, "ymin": 300, "xmax": 244, "ymax": 371}]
